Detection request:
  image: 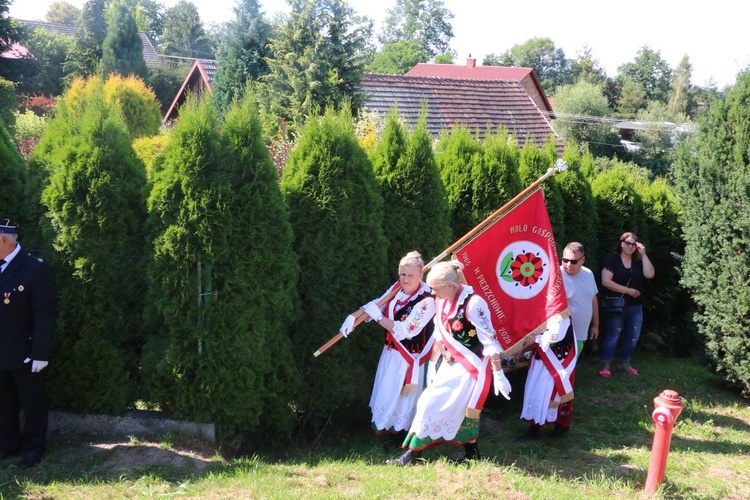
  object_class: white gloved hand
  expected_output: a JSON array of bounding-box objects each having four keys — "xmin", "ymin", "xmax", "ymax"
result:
[
  {"xmin": 24, "ymin": 358, "xmax": 49, "ymax": 373},
  {"xmin": 363, "ymin": 301, "xmax": 383, "ymax": 322},
  {"xmin": 339, "ymin": 314, "xmax": 355, "ymax": 338},
  {"xmin": 537, "ymin": 330, "xmax": 553, "ymax": 352},
  {"xmin": 493, "ymin": 369, "xmax": 512, "ymax": 400}
]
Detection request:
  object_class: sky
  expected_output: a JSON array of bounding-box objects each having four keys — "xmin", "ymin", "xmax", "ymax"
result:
[{"xmin": 9, "ymin": 0, "xmax": 750, "ymax": 89}]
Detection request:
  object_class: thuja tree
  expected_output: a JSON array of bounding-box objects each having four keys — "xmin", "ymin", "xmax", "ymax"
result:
[
  {"xmin": 673, "ymin": 72, "xmax": 750, "ymax": 394},
  {"xmin": 280, "ymin": 108, "xmax": 388, "ymax": 436},
  {"xmin": 205, "ymin": 94, "xmax": 301, "ymax": 445},
  {"xmin": 556, "ymin": 143, "xmax": 599, "ymax": 271},
  {"xmin": 638, "ymin": 177, "xmax": 688, "ymax": 354},
  {"xmin": 478, "ymin": 126, "xmax": 522, "ymax": 223},
  {"xmin": 517, "ymin": 140, "xmax": 566, "ymax": 248},
  {"xmin": 102, "ymin": 74, "xmax": 161, "ymax": 138},
  {"xmin": 589, "ymin": 162, "xmax": 648, "ymax": 254},
  {"xmin": 144, "ymin": 96, "xmax": 224, "ymax": 424},
  {"xmin": 435, "ymin": 126, "xmax": 483, "ymax": 240},
  {"xmin": 371, "ymin": 110, "xmax": 451, "ymax": 272},
  {"xmin": 0, "ymin": 122, "xmax": 24, "ymax": 224},
  {"xmin": 37, "ymin": 79, "xmax": 148, "ymax": 412}
]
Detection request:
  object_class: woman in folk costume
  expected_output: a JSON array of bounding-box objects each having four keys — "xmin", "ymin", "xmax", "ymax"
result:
[
  {"xmin": 386, "ymin": 261, "xmax": 512, "ymax": 466},
  {"xmin": 518, "ymin": 314, "xmax": 576, "ymax": 441},
  {"xmin": 339, "ymin": 251, "xmax": 436, "ymax": 435}
]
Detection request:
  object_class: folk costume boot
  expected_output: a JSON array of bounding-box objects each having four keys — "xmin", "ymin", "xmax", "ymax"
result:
[
  {"xmin": 518, "ymin": 424, "xmax": 541, "ymax": 442},
  {"xmin": 386, "ymin": 449, "xmax": 422, "ymax": 466},
  {"xmin": 462, "ymin": 441, "xmax": 481, "ymax": 462}
]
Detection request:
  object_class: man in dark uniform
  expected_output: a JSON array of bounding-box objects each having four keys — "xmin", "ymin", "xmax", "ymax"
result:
[{"xmin": 0, "ymin": 218, "xmax": 55, "ymax": 469}]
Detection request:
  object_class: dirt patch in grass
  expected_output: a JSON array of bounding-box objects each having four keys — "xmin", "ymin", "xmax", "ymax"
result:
[{"xmin": 42, "ymin": 431, "xmax": 222, "ymax": 478}]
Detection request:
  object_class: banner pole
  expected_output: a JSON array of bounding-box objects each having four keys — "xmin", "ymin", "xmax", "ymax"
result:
[{"xmin": 313, "ymin": 159, "xmax": 568, "ymax": 357}]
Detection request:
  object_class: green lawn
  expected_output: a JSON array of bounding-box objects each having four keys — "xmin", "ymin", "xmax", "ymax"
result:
[{"xmin": 2, "ymin": 351, "xmax": 749, "ymax": 499}]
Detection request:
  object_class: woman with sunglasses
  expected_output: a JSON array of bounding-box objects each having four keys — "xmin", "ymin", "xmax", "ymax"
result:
[{"xmin": 599, "ymin": 232, "xmax": 655, "ymax": 377}]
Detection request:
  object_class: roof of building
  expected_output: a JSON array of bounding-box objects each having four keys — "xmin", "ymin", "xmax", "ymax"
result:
[
  {"xmin": 406, "ymin": 59, "xmax": 554, "ymax": 114},
  {"xmin": 407, "ymin": 59, "xmax": 533, "ymax": 80},
  {"xmin": 18, "ymin": 19, "xmax": 161, "ymax": 67},
  {"xmin": 162, "ymin": 58, "xmax": 217, "ymax": 123},
  {"xmin": 360, "ymin": 73, "xmax": 561, "ymax": 150},
  {"xmin": 0, "ymin": 41, "xmax": 34, "ymax": 60}
]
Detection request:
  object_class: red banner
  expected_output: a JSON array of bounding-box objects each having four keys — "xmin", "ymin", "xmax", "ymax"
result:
[{"xmin": 453, "ymin": 188, "xmax": 568, "ymax": 353}]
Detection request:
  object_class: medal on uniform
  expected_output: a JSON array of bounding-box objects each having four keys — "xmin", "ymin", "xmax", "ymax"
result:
[{"xmin": 3, "ymin": 292, "xmax": 9, "ymax": 304}]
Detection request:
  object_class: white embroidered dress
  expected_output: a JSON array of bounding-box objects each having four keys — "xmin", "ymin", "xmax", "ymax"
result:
[
  {"xmin": 520, "ymin": 316, "xmax": 575, "ymax": 425},
  {"xmin": 369, "ymin": 281, "xmax": 436, "ymax": 433},
  {"xmin": 405, "ymin": 286, "xmax": 503, "ymax": 447}
]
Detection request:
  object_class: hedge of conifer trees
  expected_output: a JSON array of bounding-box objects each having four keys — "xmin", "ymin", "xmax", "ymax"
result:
[{"xmin": 0, "ymin": 77, "xmax": 706, "ymax": 447}]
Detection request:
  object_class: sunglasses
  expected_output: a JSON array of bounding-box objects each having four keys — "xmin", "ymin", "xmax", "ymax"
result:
[
  {"xmin": 562, "ymin": 257, "xmax": 583, "ymax": 265},
  {"xmin": 622, "ymin": 241, "xmax": 637, "ymax": 246}
]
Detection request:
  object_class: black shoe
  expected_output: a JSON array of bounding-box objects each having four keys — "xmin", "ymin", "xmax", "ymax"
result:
[
  {"xmin": 18, "ymin": 450, "xmax": 42, "ymax": 470},
  {"xmin": 386, "ymin": 449, "xmax": 422, "ymax": 466},
  {"xmin": 551, "ymin": 424, "xmax": 569, "ymax": 438},
  {"xmin": 0, "ymin": 448, "xmax": 21, "ymax": 460},
  {"xmin": 518, "ymin": 425, "xmax": 541, "ymax": 442},
  {"xmin": 462, "ymin": 442, "xmax": 481, "ymax": 461}
]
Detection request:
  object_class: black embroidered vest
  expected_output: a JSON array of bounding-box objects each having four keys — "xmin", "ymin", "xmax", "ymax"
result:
[
  {"xmin": 444, "ymin": 295, "xmax": 483, "ymax": 358},
  {"xmin": 384, "ymin": 291, "xmax": 434, "ymax": 354}
]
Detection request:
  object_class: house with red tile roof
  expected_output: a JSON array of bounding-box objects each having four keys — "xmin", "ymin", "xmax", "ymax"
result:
[
  {"xmin": 360, "ymin": 72, "xmax": 561, "ymax": 151},
  {"xmin": 406, "ymin": 57, "xmax": 554, "ymax": 119}
]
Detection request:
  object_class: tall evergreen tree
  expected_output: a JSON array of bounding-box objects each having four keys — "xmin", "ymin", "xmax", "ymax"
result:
[
  {"xmin": 557, "ymin": 143, "xmax": 600, "ymax": 271},
  {"xmin": 478, "ymin": 126, "xmax": 523, "ymax": 222},
  {"xmin": 589, "ymin": 163, "xmax": 647, "ymax": 255},
  {"xmin": 371, "ymin": 110, "xmax": 451, "ymax": 272},
  {"xmin": 673, "ymin": 72, "xmax": 750, "ymax": 394},
  {"xmin": 0, "ymin": 0, "xmax": 21, "ymax": 52},
  {"xmin": 518, "ymin": 140, "xmax": 566, "ymax": 249},
  {"xmin": 145, "ymin": 95, "xmax": 223, "ymax": 425},
  {"xmin": 280, "ymin": 107, "xmax": 388, "ymax": 435},
  {"xmin": 64, "ymin": 0, "xmax": 108, "ymax": 79},
  {"xmin": 144, "ymin": 92, "xmax": 301, "ymax": 447},
  {"xmin": 208, "ymin": 93, "xmax": 301, "ymax": 444},
  {"xmin": 101, "ymin": 3, "xmax": 148, "ymax": 79},
  {"xmin": 263, "ymin": 0, "xmax": 372, "ymax": 135},
  {"xmin": 0, "ymin": 122, "xmax": 25, "ymax": 224},
  {"xmin": 37, "ymin": 77, "xmax": 148, "ymax": 413},
  {"xmin": 213, "ymin": 0, "xmax": 272, "ymax": 113},
  {"xmin": 435, "ymin": 126, "xmax": 483, "ymax": 240}
]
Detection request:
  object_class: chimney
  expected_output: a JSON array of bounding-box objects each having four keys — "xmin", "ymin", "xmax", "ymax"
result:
[{"xmin": 466, "ymin": 56, "xmax": 476, "ymax": 68}]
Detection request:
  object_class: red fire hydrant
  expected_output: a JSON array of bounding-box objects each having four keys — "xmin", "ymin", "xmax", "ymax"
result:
[{"xmin": 645, "ymin": 389, "xmax": 683, "ymax": 494}]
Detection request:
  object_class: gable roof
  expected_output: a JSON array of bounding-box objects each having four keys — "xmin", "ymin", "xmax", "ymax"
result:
[
  {"xmin": 18, "ymin": 19, "xmax": 161, "ymax": 67},
  {"xmin": 406, "ymin": 58, "xmax": 554, "ymax": 117},
  {"xmin": 360, "ymin": 73, "xmax": 561, "ymax": 151},
  {"xmin": 1, "ymin": 41, "xmax": 34, "ymax": 60},
  {"xmin": 162, "ymin": 58, "xmax": 217, "ymax": 124}
]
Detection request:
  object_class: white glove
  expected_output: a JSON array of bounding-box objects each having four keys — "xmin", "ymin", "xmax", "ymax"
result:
[
  {"xmin": 493, "ymin": 369, "xmax": 511, "ymax": 400},
  {"xmin": 24, "ymin": 358, "xmax": 49, "ymax": 373},
  {"xmin": 537, "ymin": 331, "xmax": 553, "ymax": 352},
  {"xmin": 339, "ymin": 314, "xmax": 355, "ymax": 338},
  {"xmin": 363, "ymin": 301, "xmax": 383, "ymax": 322}
]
